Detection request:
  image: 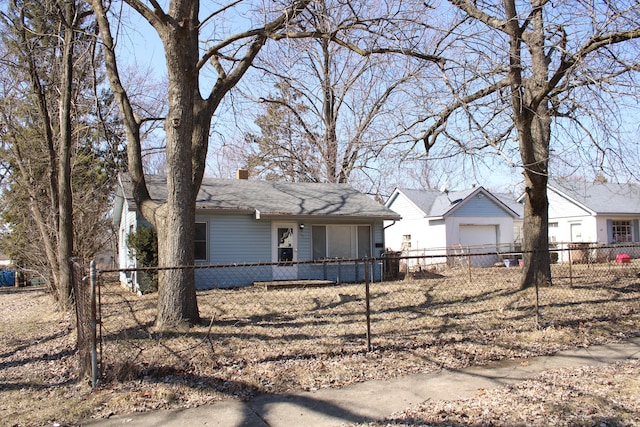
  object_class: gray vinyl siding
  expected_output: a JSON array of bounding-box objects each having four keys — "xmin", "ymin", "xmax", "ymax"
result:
[
  {"xmin": 451, "ymin": 196, "xmax": 512, "ymax": 217},
  {"xmin": 209, "ymin": 214, "xmax": 271, "ymax": 263},
  {"xmin": 194, "ymin": 216, "xmax": 385, "ymax": 289},
  {"xmin": 298, "ymin": 225, "xmax": 312, "ymax": 260},
  {"xmin": 195, "ymin": 214, "xmax": 271, "ymax": 289},
  {"xmin": 373, "ymin": 221, "xmax": 385, "ymax": 258}
]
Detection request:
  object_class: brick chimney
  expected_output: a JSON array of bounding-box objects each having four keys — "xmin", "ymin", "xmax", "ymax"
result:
[{"xmin": 236, "ymin": 168, "xmax": 249, "ymax": 180}]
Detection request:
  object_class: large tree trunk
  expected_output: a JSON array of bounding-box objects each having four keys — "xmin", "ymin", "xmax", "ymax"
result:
[
  {"xmin": 151, "ymin": 0, "xmax": 201, "ymax": 328},
  {"xmin": 505, "ymin": 0, "xmax": 553, "ymax": 289},
  {"xmin": 520, "ymin": 171, "xmax": 552, "ymax": 288},
  {"xmin": 155, "ymin": 205, "xmax": 199, "ymax": 328}
]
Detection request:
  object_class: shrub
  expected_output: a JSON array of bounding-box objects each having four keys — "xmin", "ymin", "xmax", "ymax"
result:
[{"xmin": 126, "ymin": 226, "xmax": 158, "ymax": 293}]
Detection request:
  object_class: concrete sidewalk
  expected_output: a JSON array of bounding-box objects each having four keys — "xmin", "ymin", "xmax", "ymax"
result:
[{"xmin": 84, "ymin": 338, "xmax": 640, "ymax": 427}]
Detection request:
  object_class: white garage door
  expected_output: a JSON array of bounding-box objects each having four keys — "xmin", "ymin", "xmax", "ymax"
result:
[{"xmin": 459, "ymin": 225, "xmax": 498, "ymax": 267}]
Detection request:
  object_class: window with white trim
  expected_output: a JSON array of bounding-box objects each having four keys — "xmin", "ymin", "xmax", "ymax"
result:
[
  {"xmin": 402, "ymin": 234, "xmax": 412, "ymax": 250},
  {"xmin": 312, "ymin": 225, "xmax": 371, "ymax": 260},
  {"xmin": 195, "ymin": 222, "xmax": 208, "ymax": 260},
  {"xmin": 612, "ymin": 220, "xmax": 632, "ymax": 243}
]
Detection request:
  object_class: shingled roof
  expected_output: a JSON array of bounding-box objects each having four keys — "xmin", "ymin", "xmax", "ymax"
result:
[
  {"xmin": 118, "ymin": 174, "xmax": 400, "ymax": 220},
  {"xmin": 549, "ymin": 180, "xmax": 640, "ymax": 215},
  {"xmin": 389, "ymin": 186, "xmax": 519, "ymax": 218}
]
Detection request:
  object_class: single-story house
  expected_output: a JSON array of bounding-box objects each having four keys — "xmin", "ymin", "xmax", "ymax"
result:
[
  {"xmin": 113, "ymin": 172, "xmax": 401, "ymax": 290},
  {"xmin": 544, "ymin": 180, "xmax": 640, "ymax": 262},
  {"xmin": 384, "ymin": 186, "xmax": 521, "ymax": 267}
]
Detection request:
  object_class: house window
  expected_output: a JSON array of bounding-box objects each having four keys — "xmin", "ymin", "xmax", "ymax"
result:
[
  {"xmin": 312, "ymin": 225, "xmax": 371, "ymax": 260},
  {"xmin": 612, "ymin": 220, "xmax": 632, "ymax": 243},
  {"xmin": 402, "ymin": 234, "xmax": 412, "ymax": 250},
  {"xmin": 548, "ymin": 222, "xmax": 558, "ymax": 243},
  {"xmin": 195, "ymin": 222, "xmax": 208, "ymax": 260}
]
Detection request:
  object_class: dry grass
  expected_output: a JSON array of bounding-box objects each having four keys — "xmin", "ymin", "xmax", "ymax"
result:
[
  {"xmin": 1, "ymin": 261, "xmax": 639, "ymax": 426},
  {"xmin": 359, "ymin": 360, "xmax": 640, "ymax": 426}
]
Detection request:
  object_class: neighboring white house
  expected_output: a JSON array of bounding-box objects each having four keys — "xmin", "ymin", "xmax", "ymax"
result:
[
  {"xmin": 0, "ymin": 253, "xmax": 12, "ymax": 267},
  {"xmin": 543, "ymin": 180, "xmax": 640, "ymax": 262},
  {"xmin": 113, "ymin": 172, "xmax": 401, "ymax": 291},
  {"xmin": 384, "ymin": 186, "xmax": 521, "ymax": 267}
]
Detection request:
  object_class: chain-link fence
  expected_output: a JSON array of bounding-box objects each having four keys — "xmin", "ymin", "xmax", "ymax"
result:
[{"xmin": 93, "ymin": 244, "xmax": 640, "ymax": 387}]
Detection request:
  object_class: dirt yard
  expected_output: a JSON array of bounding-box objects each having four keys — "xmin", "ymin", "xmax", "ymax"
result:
[{"xmin": 1, "ymin": 262, "xmax": 639, "ymax": 426}]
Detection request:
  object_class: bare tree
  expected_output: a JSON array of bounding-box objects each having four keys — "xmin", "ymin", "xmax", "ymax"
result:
[
  {"xmin": 449, "ymin": 1, "xmax": 639, "ymax": 287},
  {"xmin": 359, "ymin": 1, "xmax": 640, "ymax": 288},
  {"xmin": 89, "ymin": 0, "xmax": 315, "ymax": 328},
  {"xmin": 236, "ymin": 0, "xmax": 434, "ymax": 197},
  {"xmin": 0, "ymin": 0, "xmax": 108, "ymax": 308}
]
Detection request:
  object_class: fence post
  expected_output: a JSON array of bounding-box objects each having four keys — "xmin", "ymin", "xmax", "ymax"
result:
[
  {"xmin": 533, "ymin": 249, "xmax": 540, "ymax": 328},
  {"xmin": 365, "ymin": 258, "xmax": 372, "ymax": 352},
  {"xmin": 467, "ymin": 248, "xmax": 471, "ymax": 284},
  {"xmin": 568, "ymin": 245, "xmax": 573, "ymax": 287},
  {"xmin": 90, "ymin": 260, "xmax": 98, "ymax": 388}
]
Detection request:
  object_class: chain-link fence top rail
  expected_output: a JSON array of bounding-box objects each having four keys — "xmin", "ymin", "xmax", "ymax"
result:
[{"xmin": 94, "ymin": 244, "xmax": 639, "ymax": 393}]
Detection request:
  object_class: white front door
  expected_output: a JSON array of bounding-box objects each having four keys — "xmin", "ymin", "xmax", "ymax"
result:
[
  {"xmin": 570, "ymin": 223, "xmax": 583, "ymax": 242},
  {"xmin": 272, "ymin": 223, "xmax": 298, "ymax": 280}
]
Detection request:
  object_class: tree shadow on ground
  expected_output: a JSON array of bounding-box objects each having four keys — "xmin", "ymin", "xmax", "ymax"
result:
[{"xmin": 248, "ymin": 392, "xmax": 377, "ymax": 425}]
